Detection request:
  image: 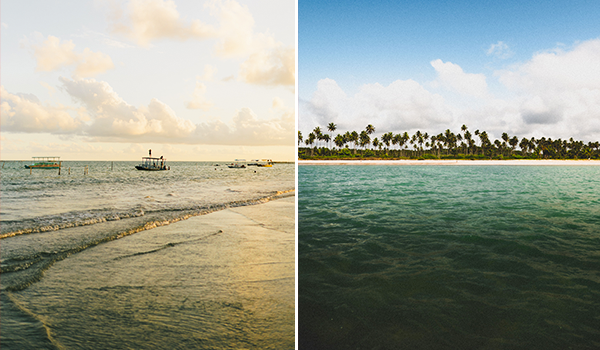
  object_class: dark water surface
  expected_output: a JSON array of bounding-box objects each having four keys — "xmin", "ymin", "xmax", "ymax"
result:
[{"xmin": 299, "ymin": 165, "xmax": 600, "ymax": 350}]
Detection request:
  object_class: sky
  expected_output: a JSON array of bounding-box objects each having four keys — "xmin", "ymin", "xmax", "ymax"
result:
[
  {"xmin": 1, "ymin": 0, "xmax": 295, "ymax": 161},
  {"xmin": 299, "ymin": 0, "xmax": 600, "ymax": 144}
]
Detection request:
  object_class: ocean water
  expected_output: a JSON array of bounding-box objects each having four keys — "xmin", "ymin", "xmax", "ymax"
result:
[
  {"xmin": 298, "ymin": 164, "xmax": 600, "ymax": 350},
  {"xmin": 1, "ymin": 160, "xmax": 295, "ymax": 349}
]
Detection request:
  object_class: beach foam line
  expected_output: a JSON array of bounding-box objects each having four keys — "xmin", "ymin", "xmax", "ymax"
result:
[
  {"xmin": 0, "ymin": 189, "xmax": 296, "ymax": 240},
  {"xmin": 2, "ymin": 190, "xmax": 296, "ymax": 292},
  {"xmin": 298, "ymin": 159, "xmax": 600, "ymax": 166}
]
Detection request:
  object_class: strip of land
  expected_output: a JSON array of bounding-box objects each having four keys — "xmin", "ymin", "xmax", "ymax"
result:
[{"xmin": 299, "ymin": 159, "xmax": 600, "ymax": 166}]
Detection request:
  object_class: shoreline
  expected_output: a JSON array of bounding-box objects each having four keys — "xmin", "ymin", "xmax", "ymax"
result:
[{"xmin": 298, "ymin": 159, "xmax": 600, "ymax": 166}]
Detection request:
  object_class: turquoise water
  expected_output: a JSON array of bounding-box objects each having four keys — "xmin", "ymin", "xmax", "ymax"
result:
[
  {"xmin": 299, "ymin": 165, "xmax": 600, "ymax": 349},
  {"xmin": 1, "ymin": 161, "xmax": 295, "ymax": 349}
]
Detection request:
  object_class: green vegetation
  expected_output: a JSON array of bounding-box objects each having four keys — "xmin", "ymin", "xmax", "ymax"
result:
[{"xmin": 298, "ymin": 124, "xmax": 600, "ymax": 160}]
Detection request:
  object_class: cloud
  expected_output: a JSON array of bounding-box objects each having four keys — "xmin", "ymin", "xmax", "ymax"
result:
[
  {"xmin": 497, "ymin": 39, "xmax": 600, "ymax": 93},
  {"xmin": 185, "ymin": 81, "xmax": 213, "ymax": 110},
  {"xmin": 487, "ymin": 41, "xmax": 514, "ymax": 59},
  {"xmin": 197, "ymin": 64, "xmax": 217, "ymax": 81},
  {"xmin": 192, "ymin": 106, "xmax": 294, "ymax": 145},
  {"xmin": 111, "ymin": 0, "xmax": 216, "ymax": 46},
  {"xmin": 49, "ymin": 77, "xmax": 292, "ymax": 145},
  {"xmin": 33, "ymin": 35, "xmax": 114, "ymax": 77},
  {"xmin": 272, "ymin": 97, "xmax": 284, "ymax": 109},
  {"xmin": 207, "ymin": 0, "xmax": 258, "ymax": 57},
  {"xmin": 300, "ymin": 78, "xmax": 452, "ymax": 133},
  {"xmin": 239, "ymin": 45, "xmax": 295, "ymax": 87},
  {"xmin": 0, "ymin": 85, "xmax": 84, "ymax": 133},
  {"xmin": 60, "ymin": 77, "xmax": 197, "ymax": 139},
  {"xmin": 40, "ymin": 81, "xmax": 56, "ymax": 95},
  {"xmin": 494, "ymin": 38, "xmax": 600, "ymax": 139},
  {"xmin": 431, "ymin": 59, "xmax": 488, "ymax": 98}
]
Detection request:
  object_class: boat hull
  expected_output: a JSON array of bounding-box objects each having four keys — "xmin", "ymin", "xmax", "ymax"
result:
[
  {"xmin": 135, "ymin": 166, "xmax": 168, "ymax": 171},
  {"xmin": 25, "ymin": 165, "xmax": 60, "ymax": 169}
]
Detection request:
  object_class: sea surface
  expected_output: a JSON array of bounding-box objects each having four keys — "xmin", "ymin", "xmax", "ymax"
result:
[
  {"xmin": 1, "ymin": 160, "xmax": 295, "ymax": 349},
  {"xmin": 299, "ymin": 164, "xmax": 600, "ymax": 350}
]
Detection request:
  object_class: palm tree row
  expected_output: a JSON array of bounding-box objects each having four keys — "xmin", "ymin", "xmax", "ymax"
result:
[{"xmin": 298, "ymin": 124, "xmax": 600, "ymax": 160}]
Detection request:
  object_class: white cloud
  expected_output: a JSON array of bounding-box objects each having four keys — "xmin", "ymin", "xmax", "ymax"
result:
[
  {"xmin": 40, "ymin": 81, "xmax": 56, "ymax": 95},
  {"xmin": 431, "ymin": 59, "xmax": 489, "ymax": 98},
  {"xmin": 185, "ymin": 81, "xmax": 213, "ymax": 110},
  {"xmin": 197, "ymin": 64, "xmax": 217, "ymax": 81},
  {"xmin": 50, "ymin": 77, "xmax": 293, "ymax": 145},
  {"xmin": 487, "ymin": 41, "xmax": 514, "ymax": 59},
  {"xmin": 111, "ymin": 0, "xmax": 216, "ymax": 46},
  {"xmin": 272, "ymin": 96, "xmax": 284, "ymax": 109},
  {"xmin": 300, "ymin": 78, "xmax": 452, "ymax": 134},
  {"xmin": 33, "ymin": 35, "xmax": 114, "ymax": 77},
  {"xmin": 493, "ymin": 39, "xmax": 600, "ymax": 139},
  {"xmin": 301, "ymin": 39, "xmax": 600, "ymax": 143},
  {"xmin": 239, "ymin": 45, "xmax": 295, "ymax": 87},
  {"xmin": 0, "ymin": 85, "xmax": 84, "ymax": 133},
  {"xmin": 60, "ymin": 77, "xmax": 197, "ymax": 139},
  {"xmin": 192, "ymin": 106, "xmax": 294, "ymax": 145}
]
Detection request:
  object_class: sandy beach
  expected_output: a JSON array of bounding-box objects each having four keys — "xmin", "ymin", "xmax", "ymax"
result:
[{"xmin": 299, "ymin": 159, "xmax": 600, "ymax": 166}]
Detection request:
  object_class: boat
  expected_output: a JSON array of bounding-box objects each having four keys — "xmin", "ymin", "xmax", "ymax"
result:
[
  {"xmin": 228, "ymin": 159, "xmax": 247, "ymax": 168},
  {"xmin": 24, "ymin": 157, "xmax": 62, "ymax": 169},
  {"xmin": 247, "ymin": 159, "xmax": 273, "ymax": 167},
  {"xmin": 135, "ymin": 156, "xmax": 170, "ymax": 171},
  {"xmin": 257, "ymin": 159, "xmax": 273, "ymax": 167}
]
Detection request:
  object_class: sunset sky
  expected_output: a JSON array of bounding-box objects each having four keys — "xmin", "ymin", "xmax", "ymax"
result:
[
  {"xmin": 1, "ymin": 0, "xmax": 295, "ymax": 161},
  {"xmin": 299, "ymin": 0, "xmax": 600, "ymax": 144}
]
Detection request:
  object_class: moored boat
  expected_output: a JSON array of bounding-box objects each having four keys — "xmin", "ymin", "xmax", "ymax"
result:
[
  {"xmin": 135, "ymin": 156, "xmax": 169, "ymax": 171},
  {"xmin": 228, "ymin": 159, "xmax": 247, "ymax": 168},
  {"xmin": 25, "ymin": 157, "xmax": 62, "ymax": 169},
  {"xmin": 257, "ymin": 159, "xmax": 273, "ymax": 167}
]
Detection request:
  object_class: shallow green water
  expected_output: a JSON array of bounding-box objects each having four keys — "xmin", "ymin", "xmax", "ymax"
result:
[{"xmin": 299, "ymin": 165, "xmax": 600, "ymax": 349}]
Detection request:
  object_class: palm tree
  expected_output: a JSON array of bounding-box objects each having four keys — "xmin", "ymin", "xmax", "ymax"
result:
[
  {"xmin": 298, "ymin": 131, "xmax": 303, "ymax": 146},
  {"xmin": 365, "ymin": 124, "xmax": 375, "ymax": 136},
  {"xmin": 372, "ymin": 138, "xmax": 379, "ymax": 151},
  {"xmin": 349, "ymin": 131, "xmax": 359, "ymax": 154},
  {"xmin": 322, "ymin": 134, "xmax": 331, "ymax": 151},
  {"xmin": 382, "ymin": 132, "xmax": 393, "ymax": 150},
  {"xmin": 327, "ymin": 122, "xmax": 337, "ymax": 149},
  {"xmin": 509, "ymin": 136, "xmax": 518, "ymax": 155},
  {"xmin": 313, "ymin": 126, "xmax": 322, "ymax": 147},
  {"xmin": 359, "ymin": 131, "xmax": 371, "ymax": 150},
  {"xmin": 334, "ymin": 134, "xmax": 345, "ymax": 149},
  {"xmin": 306, "ymin": 132, "xmax": 316, "ymax": 156}
]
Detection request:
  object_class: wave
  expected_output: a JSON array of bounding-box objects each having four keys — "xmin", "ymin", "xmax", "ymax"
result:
[
  {"xmin": 0, "ymin": 189, "xmax": 295, "ymax": 240},
  {"xmin": 0, "ymin": 190, "xmax": 295, "ymax": 292}
]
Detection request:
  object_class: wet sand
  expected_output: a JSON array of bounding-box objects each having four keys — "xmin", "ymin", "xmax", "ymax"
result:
[
  {"xmin": 299, "ymin": 159, "xmax": 600, "ymax": 166},
  {"xmin": 7, "ymin": 195, "xmax": 295, "ymax": 349}
]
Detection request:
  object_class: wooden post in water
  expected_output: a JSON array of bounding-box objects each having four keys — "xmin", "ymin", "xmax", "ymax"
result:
[
  {"xmin": 58, "ymin": 167, "xmax": 61, "ymax": 175},
  {"xmin": 30, "ymin": 167, "xmax": 32, "ymax": 175},
  {"xmin": 68, "ymin": 167, "xmax": 71, "ymax": 175},
  {"xmin": 111, "ymin": 161, "xmax": 113, "ymax": 171}
]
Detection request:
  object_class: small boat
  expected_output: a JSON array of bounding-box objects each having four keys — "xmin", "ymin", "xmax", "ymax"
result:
[
  {"xmin": 228, "ymin": 159, "xmax": 247, "ymax": 168},
  {"xmin": 25, "ymin": 157, "xmax": 62, "ymax": 169},
  {"xmin": 257, "ymin": 159, "xmax": 273, "ymax": 167},
  {"xmin": 135, "ymin": 156, "xmax": 169, "ymax": 171}
]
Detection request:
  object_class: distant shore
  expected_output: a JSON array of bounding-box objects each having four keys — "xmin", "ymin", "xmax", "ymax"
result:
[{"xmin": 298, "ymin": 159, "xmax": 600, "ymax": 166}]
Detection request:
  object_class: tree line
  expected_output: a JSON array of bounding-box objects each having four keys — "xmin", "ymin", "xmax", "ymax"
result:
[{"xmin": 298, "ymin": 123, "xmax": 600, "ymax": 160}]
